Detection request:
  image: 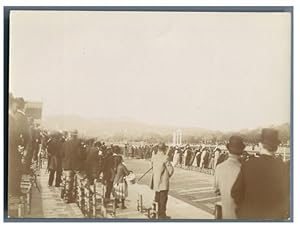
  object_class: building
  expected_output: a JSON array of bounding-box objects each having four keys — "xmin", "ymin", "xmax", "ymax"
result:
[{"xmin": 24, "ymin": 101, "xmax": 43, "ymax": 124}]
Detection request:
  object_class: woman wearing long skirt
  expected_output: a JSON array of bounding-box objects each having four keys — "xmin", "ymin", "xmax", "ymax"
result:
[
  {"xmin": 113, "ymin": 155, "xmax": 130, "ymax": 209},
  {"xmin": 172, "ymin": 146, "xmax": 179, "ymax": 166}
]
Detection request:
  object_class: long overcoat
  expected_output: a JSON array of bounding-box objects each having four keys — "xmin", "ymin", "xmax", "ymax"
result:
[
  {"xmin": 47, "ymin": 138, "xmax": 63, "ymax": 171},
  {"xmin": 150, "ymin": 151, "xmax": 174, "ymax": 192},
  {"xmin": 231, "ymin": 155, "xmax": 290, "ymax": 219},
  {"xmin": 62, "ymin": 138, "xmax": 83, "ymax": 171}
]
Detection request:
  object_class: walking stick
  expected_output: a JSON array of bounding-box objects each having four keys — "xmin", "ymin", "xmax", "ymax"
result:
[{"xmin": 137, "ymin": 167, "xmax": 153, "ymax": 182}]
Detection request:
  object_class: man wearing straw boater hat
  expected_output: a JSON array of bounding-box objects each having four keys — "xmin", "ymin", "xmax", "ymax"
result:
[
  {"xmin": 231, "ymin": 128, "xmax": 290, "ymax": 219},
  {"xmin": 214, "ymin": 135, "xmax": 245, "ymax": 219}
]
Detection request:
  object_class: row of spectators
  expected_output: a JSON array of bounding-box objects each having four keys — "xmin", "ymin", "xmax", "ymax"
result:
[
  {"xmin": 8, "ymin": 93, "xmax": 290, "ymax": 219},
  {"xmin": 125, "ymin": 142, "xmax": 287, "ymax": 171},
  {"xmin": 124, "ymin": 144, "xmax": 153, "ymax": 159},
  {"xmin": 45, "ymin": 130, "xmax": 130, "ymax": 209},
  {"xmin": 8, "ymin": 94, "xmax": 131, "ymax": 210}
]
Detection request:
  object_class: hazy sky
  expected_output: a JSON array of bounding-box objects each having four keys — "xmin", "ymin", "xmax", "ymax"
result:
[{"xmin": 9, "ymin": 11, "xmax": 291, "ymax": 131}]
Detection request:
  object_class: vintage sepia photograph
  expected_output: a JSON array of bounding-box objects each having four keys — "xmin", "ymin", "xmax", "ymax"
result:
[{"xmin": 4, "ymin": 7, "xmax": 292, "ymax": 222}]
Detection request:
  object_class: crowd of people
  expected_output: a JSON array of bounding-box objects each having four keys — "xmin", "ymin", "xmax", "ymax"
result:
[
  {"xmin": 8, "ymin": 94, "xmax": 132, "ymax": 211},
  {"xmin": 169, "ymin": 145, "xmax": 228, "ymax": 169},
  {"xmin": 124, "ymin": 143, "xmax": 228, "ymax": 169},
  {"xmin": 126, "ymin": 134, "xmax": 290, "ymax": 220},
  {"xmin": 48, "ymin": 130, "xmax": 131, "ymax": 209},
  {"xmin": 125, "ymin": 143, "xmax": 264, "ymax": 172},
  {"xmin": 8, "ymin": 93, "xmax": 290, "ymax": 220}
]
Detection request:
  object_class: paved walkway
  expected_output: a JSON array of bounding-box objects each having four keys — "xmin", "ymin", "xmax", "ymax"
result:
[
  {"xmin": 27, "ymin": 164, "xmax": 213, "ymax": 219},
  {"xmin": 125, "ymin": 159, "xmax": 219, "ymax": 215},
  {"xmin": 29, "ymin": 168, "xmax": 83, "ymax": 218},
  {"xmin": 125, "ymin": 183, "xmax": 213, "ymax": 219}
]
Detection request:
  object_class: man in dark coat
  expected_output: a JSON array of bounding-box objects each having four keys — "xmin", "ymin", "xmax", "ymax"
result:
[
  {"xmin": 47, "ymin": 132, "xmax": 63, "ymax": 187},
  {"xmin": 84, "ymin": 139, "xmax": 101, "ymax": 185},
  {"xmin": 8, "ymin": 95, "xmax": 23, "ymax": 197},
  {"xmin": 196, "ymin": 149, "xmax": 202, "ymax": 167},
  {"xmin": 102, "ymin": 147, "xmax": 115, "ymax": 199},
  {"xmin": 62, "ymin": 130, "xmax": 83, "ymax": 171},
  {"xmin": 231, "ymin": 129, "xmax": 290, "ymax": 220},
  {"xmin": 185, "ymin": 145, "xmax": 192, "ymax": 166},
  {"xmin": 61, "ymin": 130, "xmax": 82, "ymax": 202},
  {"xmin": 14, "ymin": 97, "xmax": 31, "ymax": 173}
]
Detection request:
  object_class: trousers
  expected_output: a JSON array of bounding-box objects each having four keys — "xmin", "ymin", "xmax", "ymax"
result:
[
  {"xmin": 105, "ymin": 181, "xmax": 113, "ymax": 199},
  {"xmin": 63, "ymin": 170, "xmax": 75, "ymax": 202},
  {"xmin": 48, "ymin": 169, "xmax": 62, "ymax": 187},
  {"xmin": 155, "ymin": 190, "xmax": 169, "ymax": 217}
]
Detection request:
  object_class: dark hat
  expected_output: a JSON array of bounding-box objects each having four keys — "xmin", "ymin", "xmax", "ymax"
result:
[
  {"xmin": 158, "ymin": 142, "xmax": 167, "ymax": 151},
  {"xmin": 94, "ymin": 141, "xmax": 102, "ymax": 148},
  {"xmin": 260, "ymin": 128, "xmax": 281, "ymax": 146},
  {"xmin": 226, "ymin": 136, "xmax": 245, "ymax": 153}
]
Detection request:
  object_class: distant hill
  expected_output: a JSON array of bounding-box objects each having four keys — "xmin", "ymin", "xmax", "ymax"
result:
[
  {"xmin": 42, "ymin": 115, "xmax": 290, "ymax": 144},
  {"xmin": 42, "ymin": 115, "xmax": 175, "ymax": 140}
]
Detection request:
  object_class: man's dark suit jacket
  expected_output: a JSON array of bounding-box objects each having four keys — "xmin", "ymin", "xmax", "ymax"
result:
[
  {"xmin": 62, "ymin": 138, "xmax": 83, "ymax": 171},
  {"xmin": 231, "ymin": 155, "xmax": 290, "ymax": 220}
]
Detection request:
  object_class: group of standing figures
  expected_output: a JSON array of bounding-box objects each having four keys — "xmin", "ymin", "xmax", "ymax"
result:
[
  {"xmin": 8, "ymin": 94, "xmax": 290, "ymax": 220},
  {"xmin": 124, "ymin": 143, "xmax": 229, "ymax": 170},
  {"xmin": 47, "ymin": 130, "xmax": 130, "ymax": 209},
  {"xmin": 170, "ymin": 145, "xmax": 227, "ymax": 169}
]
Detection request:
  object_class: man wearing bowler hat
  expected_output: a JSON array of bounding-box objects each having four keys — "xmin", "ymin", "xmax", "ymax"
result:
[
  {"xmin": 231, "ymin": 128, "xmax": 290, "ymax": 219},
  {"xmin": 214, "ymin": 135, "xmax": 245, "ymax": 219}
]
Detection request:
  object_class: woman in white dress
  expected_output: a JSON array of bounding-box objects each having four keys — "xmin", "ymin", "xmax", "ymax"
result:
[{"xmin": 172, "ymin": 146, "xmax": 180, "ymax": 166}]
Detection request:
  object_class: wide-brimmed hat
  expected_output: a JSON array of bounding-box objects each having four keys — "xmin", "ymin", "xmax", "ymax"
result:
[
  {"xmin": 260, "ymin": 128, "xmax": 281, "ymax": 146},
  {"xmin": 226, "ymin": 136, "xmax": 245, "ymax": 153}
]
